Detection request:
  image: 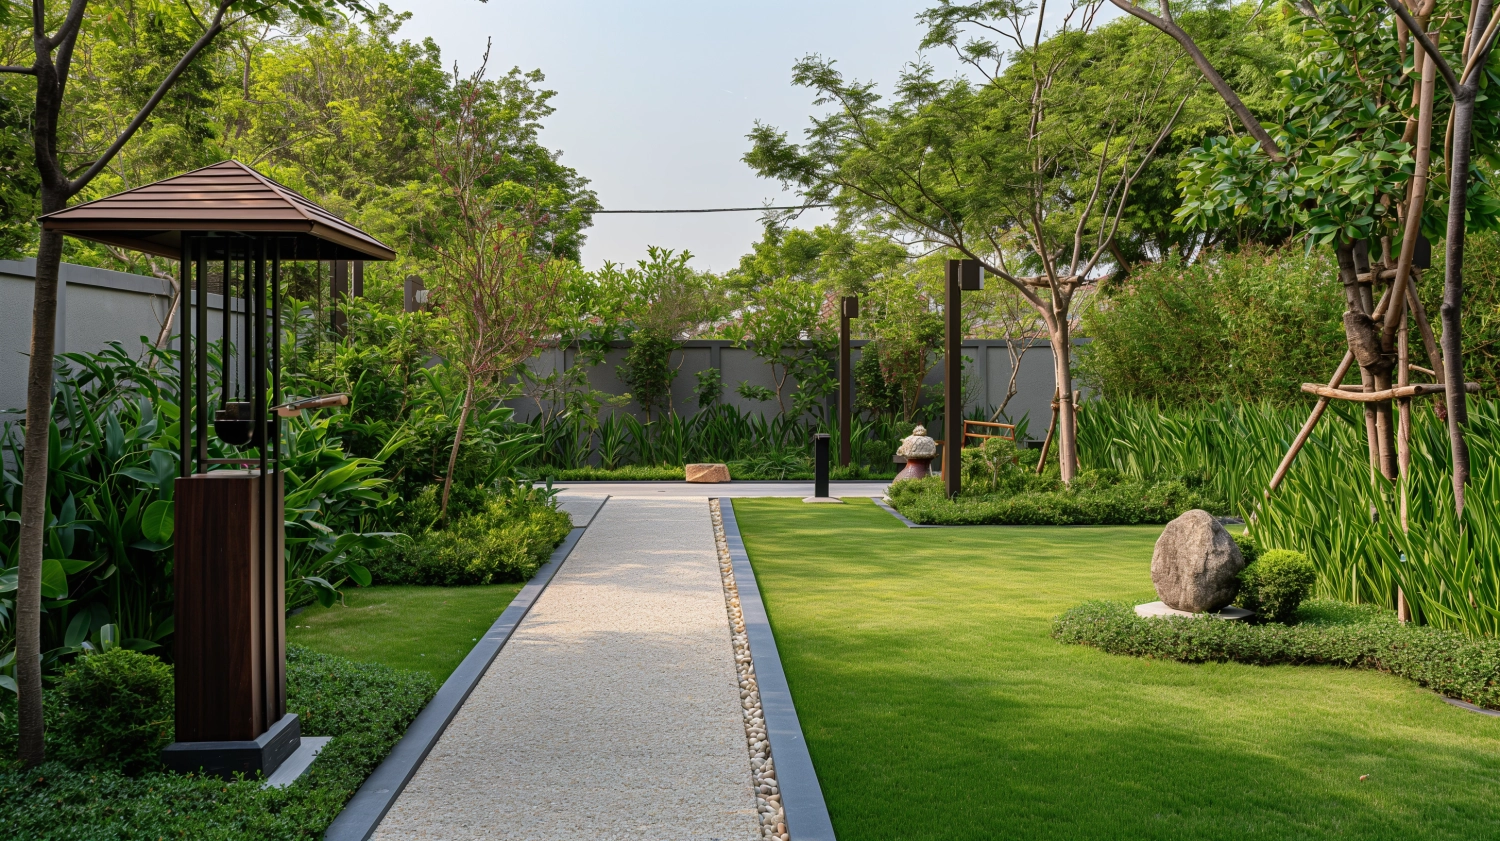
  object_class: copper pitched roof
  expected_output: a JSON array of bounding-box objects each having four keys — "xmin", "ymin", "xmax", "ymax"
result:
[{"xmin": 39, "ymin": 160, "xmax": 396, "ymax": 261}]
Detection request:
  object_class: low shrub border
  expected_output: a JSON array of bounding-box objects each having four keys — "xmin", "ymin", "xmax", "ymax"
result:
[
  {"xmin": 1053, "ymin": 600, "xmax": 1500, "ymax": 711},
  {"xmin": 0, "ymin": 646, "xmax": 437, "ymax": 839},
  {"xmin": 889, "ymin": 475, "xmax": 1223, "ymax": 526}
]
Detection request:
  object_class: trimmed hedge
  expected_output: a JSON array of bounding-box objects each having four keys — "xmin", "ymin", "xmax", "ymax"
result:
[
  {"xmin": 0, "ymin": 646, "xmax": 437, "ymax": 839},
  {"xmin": 1053, "ymin": 600, "xmax": 1500, "ymax": 710},
  {"xmin": 51, "ymin": 649, "xmax": 174, "ymax": 774},
  {"xmin": 368, "ymin": 486, "xmax": 572, "ymax": 586},
  {"xmin": 889, "ymin": 473, "xmax": 1223, "ymax": 526}
]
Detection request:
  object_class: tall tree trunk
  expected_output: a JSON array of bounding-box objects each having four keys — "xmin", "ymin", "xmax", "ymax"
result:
[
  {"xmin": 440, "ymin": 379, "xmax": 476, "ymax": 521},
  {"xmin": 1051, "ymin": 318, "xmax": 1078, "ymax": 484},
  {"xmin": 16, "ymin": 213, "xmax": 66, "ymax": 767},
  {"xmin": 1336, "ymin": 243, "xmax": 1397, "ymax": 481},
  {"xmin": 1443, "ymin": 87, "xmax": 1477, "ymax": 514}
]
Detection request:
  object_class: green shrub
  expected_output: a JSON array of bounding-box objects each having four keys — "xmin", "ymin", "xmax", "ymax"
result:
[
  {"xmin": 1052, "ymin": 600, "xmax": 1500, "ymax": 710},
  {"xmin": 1237, "ymin": 549, "xmax": 1316, "ymax": 623},
  {"xmin": 889, "ymin": 472, "xmax": 1223, "ymax": 526},
  {"xmin": 0, "ymin": 646, "xmax": 437, "ymax": 838},
  {"xmin": 540, "ymin": 465, "xmax": 686, "ymax": 481},
  {"xmin": 52, "ymin": 649, "xmax": 174, "ymax": 774},
  {"xmin": 860, "ymin": 437, "xmax": 897, "ymax": 470},
  {"xmin": 370, "ymin": 484, "xmax": 572, "ymax": 585},
  {"xmin": 1233, "ymin": 529, "xmax": 1260, "ymax": 564}
]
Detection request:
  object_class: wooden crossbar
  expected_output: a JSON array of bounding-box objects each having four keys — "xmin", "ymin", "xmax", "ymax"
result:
[
  {"xmin": 963, "ymin": 419, "xmax": 1016, "ymax": 447},
  {"xmin": 1300, "ymin": 382, "xmax": 1480, "ymax": 403}
]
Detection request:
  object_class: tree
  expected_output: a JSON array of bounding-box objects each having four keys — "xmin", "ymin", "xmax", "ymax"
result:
[
  {"xmin": 2, "ymin": 0, "xmax": 358, "ymax": 769},
  {"xmin": 734, "ymin": 277, "xmax": 832, "ymax": 420},
  {"xmin": 605, "ymin": 246, "xmax": 717, "ymax": 421},
  {"xmin": 747, "ymin": 2, "xmax": 1198, "ymax": 481},
  {"xmin": 1113, "ymin": 0, "xmax": 1500, "ymax": 511},
  {"xmin": 422, "ymin": 45, "xmax": 572, "ymax": 520},
  {"xmin": 861, "ymin": 266, "xmax": 944, "ymax": 421}
]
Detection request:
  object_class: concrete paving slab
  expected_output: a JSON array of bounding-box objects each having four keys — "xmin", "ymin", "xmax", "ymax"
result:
[
  {"xmin": 371, "ymin": 497, "xmax": 758, "ymax": 841},
  {"xmin": 549, "ymin": 480, "xmax": 890, "ymax": 499},
  {"xmin": 554, "ymin": 493, "xmax": 608, "ymax": 527}
]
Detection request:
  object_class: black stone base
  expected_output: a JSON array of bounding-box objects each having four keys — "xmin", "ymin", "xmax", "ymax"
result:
[{"xmin": 162, "ymin": 713, "xmax": 301, "ymax": 779}]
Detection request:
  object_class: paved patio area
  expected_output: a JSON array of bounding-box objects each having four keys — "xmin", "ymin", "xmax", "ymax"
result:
[{"xmin": 372, "ymin": 493, "xmax": 773, "ymax": 840}]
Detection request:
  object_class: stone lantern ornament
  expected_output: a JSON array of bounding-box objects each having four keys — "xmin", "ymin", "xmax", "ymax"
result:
[
  {"xmin": 1136, "ymin": 509, "xmax": 1253, "ymax": 619},
  {"xmin": 894, "ymin": 426, "xmax": 938, "ymax": 481}
]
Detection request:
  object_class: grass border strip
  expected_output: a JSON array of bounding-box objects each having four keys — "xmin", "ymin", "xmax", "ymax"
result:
[
  {"xmin": 323, "ymin": 514, "xmax": 595, "ymax": 841},
  {"xmin": 720, "ymin": 499, "xmax": 837, "ymax": 841},
  {"xmin": 871, "ymin": 496, "xmax": 952, "ymax": 528}
]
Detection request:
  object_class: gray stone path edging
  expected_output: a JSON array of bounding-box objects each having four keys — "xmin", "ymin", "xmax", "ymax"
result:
[
  {"xmin": 1443, "ymin": 695, "xmax": 1500, "ymax": 717},
  {"xmin": 719, "ymin": 500, "xmax": 838, "ymax": 841},
  {"xmin": 871, "ymin": 496, "xmax": 951, "ymax": 528},
  {"xmin": 323, "ymin": 521, "xmax": 591, "ymax": 841}
]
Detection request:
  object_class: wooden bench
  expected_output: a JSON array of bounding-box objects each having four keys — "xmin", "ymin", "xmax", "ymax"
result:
[{"xmin": 962, "ymin": 420, "xmax": 1016, "ymax": 447}]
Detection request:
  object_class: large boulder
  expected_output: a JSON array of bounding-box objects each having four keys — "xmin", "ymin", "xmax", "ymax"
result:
[{"xmin": 1151, "ymin": 510, "xmax": 1245, "ymax": 613}]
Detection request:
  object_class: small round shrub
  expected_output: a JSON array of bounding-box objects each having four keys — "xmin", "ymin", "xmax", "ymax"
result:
[
  {"xmin": 53, "ymin": 648, "xmax": 174, "ymax": 773},
  {"xmin": 1237, "ymin": 548, "xmax": 1316, "ymax": 624}
]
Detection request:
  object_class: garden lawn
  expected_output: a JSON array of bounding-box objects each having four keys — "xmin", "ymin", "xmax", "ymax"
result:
[
  {"xmin": 289, "ymin": 584, "xmax": 522, "ymax": 682},
  {"xmin": 733, "ymin": 497, "xmax": 1500, "ymax": 841}
]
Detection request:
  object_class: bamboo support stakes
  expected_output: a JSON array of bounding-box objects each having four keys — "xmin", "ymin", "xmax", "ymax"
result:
[{"xmin": 1299, "ymin": 382, "xmax": 1479, "ymax": 402}]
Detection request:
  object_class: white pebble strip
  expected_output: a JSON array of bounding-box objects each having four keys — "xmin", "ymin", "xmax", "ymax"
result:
[{"xmin": 712, "ymin": 499, "xmax": 790, "ymax": 841}]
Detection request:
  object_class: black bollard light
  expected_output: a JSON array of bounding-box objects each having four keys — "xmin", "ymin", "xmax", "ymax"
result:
[
  {"xmin": 804, "ymin": 433, "xmax": 841, "ymax": 503},
  {"xmin": 814, "ymin": 433, "xmax": 831, "ymax": 498}
]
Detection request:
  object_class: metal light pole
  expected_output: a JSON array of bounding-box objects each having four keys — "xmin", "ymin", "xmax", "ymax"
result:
[
  {"xmin": 839, "ymin": 295, "xmax": 858, "ymax": 467},
  {"xmin": 945, "ymin": 259, "xmax": 982, "ymax": 498}
]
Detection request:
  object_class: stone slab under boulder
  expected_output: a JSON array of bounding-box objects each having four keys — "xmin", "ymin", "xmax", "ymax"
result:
[
  {"xmin": 1151, "ymin": 509, "xmax": 1246, "ymax": 613},
  {"xmin": 1134, "ymin": 600, "xmax": 1252, "ymax": 621},
  {"xmin": 685, "ymin": 463, "xmax": 730, "ymax": 484}
]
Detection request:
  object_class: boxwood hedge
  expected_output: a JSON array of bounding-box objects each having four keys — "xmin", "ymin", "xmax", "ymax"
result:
[{"xmin": 1053, "ymin": 600, "xmax": 1500, "ymax": 710}]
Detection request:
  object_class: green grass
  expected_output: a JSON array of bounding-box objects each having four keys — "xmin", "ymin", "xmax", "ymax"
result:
[
  {"xmin": 288, "ymin": 584, "xmax": 522, "ymax": 682},
  {"xmin": 733, "ymin": 497, "xmax": 1500, "ymax": 841}
]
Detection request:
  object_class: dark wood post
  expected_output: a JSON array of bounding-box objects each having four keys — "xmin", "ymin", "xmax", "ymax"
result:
[
  {"xmin": 352, "ymin": 260, "xmax": 364, "ymax": 297},
  {"xmin": 331, "ymin": 260, "xmax": 349, "ymax": 337},
  {"xmin": 404, "ymin": 275, "xmax": 426, "ymax": 313},
  {"xmin": 945, "ymin": 259, "xmax": 982, "ymax": 498},
  {"xmin": 839, "ymin": 296, "xmax": 858, "ymax": 466}
]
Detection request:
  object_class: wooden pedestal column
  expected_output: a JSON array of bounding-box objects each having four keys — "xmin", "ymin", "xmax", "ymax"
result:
[{"xmin": 162, "ymin": 470, "xmax": 297, "ymax": 778}]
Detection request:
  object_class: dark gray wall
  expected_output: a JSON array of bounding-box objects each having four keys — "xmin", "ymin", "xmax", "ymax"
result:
[
  {"xmin": 1, "ymin": 259, "xmax": 245, "ymax": 416},
  {"xmin": 511, "ymin": 338, "xmax": 1069, "ymax": 440}
]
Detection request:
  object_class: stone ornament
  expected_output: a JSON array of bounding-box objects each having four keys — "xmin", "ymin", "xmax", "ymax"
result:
[
  {"xmin": 686, "ymin": 463, "xmax": 731, "ymax": 483},
  {"xmin": 897, "ymin": 425, "xmax": 938, "ymax": 459},
  {"xmin": 1150, "ymin": 509, "xmax": 1246, "ymax": 613}
]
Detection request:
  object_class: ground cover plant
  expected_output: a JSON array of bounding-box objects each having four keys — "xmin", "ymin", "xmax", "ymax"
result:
[
  {"xmin": 1054, "ymin": 600, "xmax": 1500, "ymax": 709},
  {"xmin": 289, "ymin": 584, "xmax": 523, "ymax": 682},
  {"xmin": 733, "ymin": 497, "xmax": 1500, "ymax": 841},
  {"xmin": 0, "ymin": 645, "xmax": 436, "ymax": 839}
]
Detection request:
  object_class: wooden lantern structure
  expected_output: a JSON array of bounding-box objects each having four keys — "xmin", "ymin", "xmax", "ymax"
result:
[{"xmin": 40, "ymin": 161, "xmax": 395, "ymax": 778}]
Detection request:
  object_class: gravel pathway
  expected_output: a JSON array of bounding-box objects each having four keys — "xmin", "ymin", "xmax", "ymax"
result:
[{"xmin": 371, "ymin": 496, "xmax": 759, "ymax": 840}]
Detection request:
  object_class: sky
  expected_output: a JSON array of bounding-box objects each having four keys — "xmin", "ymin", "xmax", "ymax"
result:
[{"xmin": 378, "ymin": 0, "xmax": 969, "ymax": 272}]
